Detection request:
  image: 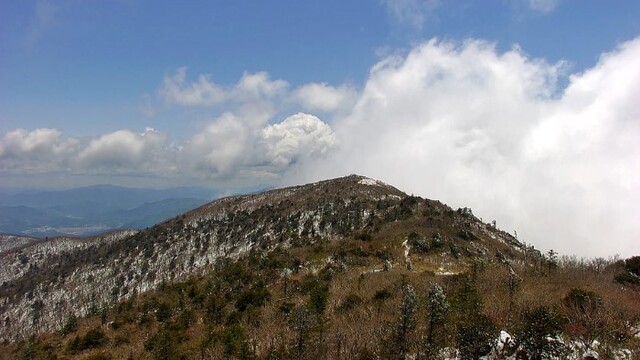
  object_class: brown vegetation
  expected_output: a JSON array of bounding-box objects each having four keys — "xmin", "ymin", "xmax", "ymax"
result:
[
  {"xmin": 2, "ymin": 236, "xmax": 638, "ymax": 359},
  {"xmin": 1, "ymin": 176, "xmax": 638, "ymax": 359}
]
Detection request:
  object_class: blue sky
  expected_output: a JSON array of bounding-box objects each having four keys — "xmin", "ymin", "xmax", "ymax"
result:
[
  {"xmin": 1, "ymin": 0, "xmax": 640, "ymax": 258},
  {"xmin": 2, "ymin": 1, "xmax": 639, "ymax": 137}
]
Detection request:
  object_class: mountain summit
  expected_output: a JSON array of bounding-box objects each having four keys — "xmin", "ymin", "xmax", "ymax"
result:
[
  {"xmin": 3, "ymin": 175, "xmax": 637, "ymax": 360},
  {"xmin": 1, "ymin": 175, "xmax": 526, "ymax": 340}
]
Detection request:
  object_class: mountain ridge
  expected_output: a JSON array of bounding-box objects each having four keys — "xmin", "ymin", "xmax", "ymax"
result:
[{"xmin": 1, "ymin": 174, "xmax": 532, "ymax": 342}]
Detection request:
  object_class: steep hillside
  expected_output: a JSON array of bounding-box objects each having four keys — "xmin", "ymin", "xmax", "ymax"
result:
[
  {"xmin": 0, "ymin": 175, "xmax": 525, "ymax": 340},
  {"xmin": 1, "ymin": 175, "xmax": 638, "ymax": 359}
]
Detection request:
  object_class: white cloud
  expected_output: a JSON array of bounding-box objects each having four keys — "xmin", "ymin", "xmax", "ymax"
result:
[
  {"xmin": 288, "ymin": 37, "xmax": 640, "ymax": 258},
  {"xmin": 0, "ymin": 128, "xmax": 77, "ymax": 173},
  {"xmin": 159, "ymin": 67, "xmax": 227, "ymax": 106},
  {"xmin": 382, "ymin": 0, "xmax": 441, "ymax": 30},
  {"xmin": 186, "ymin": 113, "xmax": 250, "ymax": 177},
  {"xmin": 183, "ymin": 110, "xmax": 335, "ymax": 179},
  {"xmin": 527, "ymin": 0, "xmax": 557, "ymax": 13},
  {"xmin": 0, "ymin": 109, "xmax": 334, "ymax": 184},
  {"xmin": 77, "ymin": 128, "xmax": 168, "ymax": 173},
  {"xmin": 236, "ymin": 71, "xmax": 288, "ymax": 99},
  {"xmin": 261, "ymin": 113, "xmax": 336, "ymax": 167},
  {"xmin": 159, "ymin": 68, "xmax": 289, "ymax": 107},
  {"xmin": 293, "ymin": 83, "xmax": 357, "ymax": 113}
]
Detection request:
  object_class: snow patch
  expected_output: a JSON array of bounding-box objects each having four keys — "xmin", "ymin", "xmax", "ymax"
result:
[
  {"xmin": 435, "ymin": 267, "xmax": 458, "ymax": 276},
  {"xmin": 435, "ymin": 271, "xmax": 457, "ymax": 276},
  {"xmin": 402, "ymin": 239, "xmax": 410, "ymax": 260},
  {"xmin": 358, "ymin": 177, "xmax": 381, "ymax": 186}
]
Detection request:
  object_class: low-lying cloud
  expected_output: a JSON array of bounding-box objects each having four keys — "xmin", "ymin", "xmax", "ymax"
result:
[
  {"xmin": 289, "ymin": 37, "xmax": 640, "ymax": 258},
  {"xmin": 77, "ymin": 128, "xmax": 167, "ymax": 172},
  {"xmin": 1, "ymin": 113, "xmax": 335, "ymax": 184},
  {"xmin": 2, "ymin": 37, "xmax": 639, "ymax": 258},
  {"xmin": 0, "ymin": 128, "xmax": 77, "ymax": 173}
]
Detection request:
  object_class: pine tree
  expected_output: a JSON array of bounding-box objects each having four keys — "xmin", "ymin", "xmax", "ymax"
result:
[
  {"xmin": 517, "ymin": 306, "xmax": 566, "ymax": 359},
  {"xmin": 508, "ymin": 267, "xmax": 522, "ymax": 306},
  {"xmin": 425, "ymin": 283, "xmax": 449, "ymax": 359},
  {"xmin": 546, "ymin": 249, "xmax": 558, "ymax": 274},
  {"xmin": 395, "ymin": 284, "xmax": 417, "ymax": 359}
]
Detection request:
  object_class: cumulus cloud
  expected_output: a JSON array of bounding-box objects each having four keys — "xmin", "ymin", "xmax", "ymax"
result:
[
  {"xmin": 288, "ymin": 37, "xmax": 640, "ymax": 258},
  {"xmin": 159, "ymin": 67, "xmax": 227, "ymax": 106},
  {"xmin": 77, "ymin": 128, "xmax": 169, "ymax": 174},
  {"xmin": 0, "ymin": 128, "xmax": 77, "ymax": 173},
  {"xmin": 186, "ymin": 113, "xmax": 252, "ymax": 177},
  {"xmin": 0, "ymin": 128, "xmax": 177, "ymax": 176},
  {"xmin": 293, "ymin": 83, "xmax": 357, "ymax": 113},
  {"xmin": 261, "ymin": 113, "xmax": 336, "ymax": 167},
  {"xmin": 183, "ymin": 110, "xmax": 335, "ymax": 179},
  {"xmin": 236, "ymin": 72, "xmax": 288, "ymax": 99},
  {"xmin": 157, "ymin": 67, "xmax": 356, "ymax": 122},
  {"xmin": 159, "ymin": 67, "xmax": 288, "ymax": 107}
]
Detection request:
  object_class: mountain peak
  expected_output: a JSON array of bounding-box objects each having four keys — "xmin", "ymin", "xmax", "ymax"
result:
[
  {"xmin": 1, "ymin": 175, "xmax": 529, "ymax": 341},
  {"xmin": 186, "ymin": 174, "xmax": 406, "ymax": 222}
]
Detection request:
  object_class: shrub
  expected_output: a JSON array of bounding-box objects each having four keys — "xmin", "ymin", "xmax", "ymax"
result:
[
  {"xmin": 85, "ymin": 351, "xmax": 112, "ymax": 360},
  {"xmin": 204, "ymin": 293, "xmax": 226, "ymax": 324},
  {"xmin": 222, "ymin": 324, "xmax": 252, "ymax": 358},
  {"xmin": 457, "ymin": 314, "xmax": 496, "ymax": 360},
  {"xmin": 112, "ymin": 333, "xmax": 129, "ymax": 346},
  {"xmin": 614, "ymin": 271, "xmax": 640, "ymax": 286},
  {"xmin": 67, "ymin": 328, "xmax": 107, "ymax": 353},
  {"xmin": 337, "ymin": 294, "xmax": 362, "ymax": 312},
  {"xmin": 625, "ymin": 256, "xmax": 640, "ymax": 276},
  {"xmin": 517, "ymin": 307, "xmax": 566, "ymax": 360},
  {"xmin": 373, "ymin": 289, "xmax": 392, "ymax": 302},
  {"xmin": 307, "ymin": 283, "xmax": 329, "ymax": 314},
  {"xmin": 235, "ymin": 285, "xmax": 271, "ymax": 312},
  {"xmin": 563, "ymin": 288, "xmax": 602, "ymax": 314},
  {"xmin": 289, "ymin": 306, "xmax": 315, "ymax": 356},
  {"xmin": 155, "ymin": 301, "xmax": 173, "ymax": 322},
  {"xmin": 144, "ymin": 326, "xmax": 179, "ymax": 359},
  {"xmin": 408, "ymin": 233, "xmax": 431, "ymax": 254},
  {"xmin": 562, "ymin": 288, "xmax": 605, "ymax": 351},
  {"xmin": 615, "ymin": 256, "xmax": 640, "ymax": 286},
  {"xmin": 354, "ymin": 231, "xmax": 372, "ymax": 241},
  {"xmin": 61, "ymin": 314, "xmax": 77, "ymax": 335},
  {"xmin": 278, "ymin": 301, "xmax": 295, "ymax": 314}
]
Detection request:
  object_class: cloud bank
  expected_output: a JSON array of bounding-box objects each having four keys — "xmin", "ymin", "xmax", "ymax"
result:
[
  {"xmin": 289, "ymin": 37, "xmax": 640, "ymax": 258},
  {"xmin": 2, "ymin": 37, "xmax": 639, "ymax": 258}
]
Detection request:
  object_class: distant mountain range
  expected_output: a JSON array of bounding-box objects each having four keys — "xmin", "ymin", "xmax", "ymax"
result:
[{"xmin": 0, "ymin": 185, "xmax": 219, "ymax": 237}]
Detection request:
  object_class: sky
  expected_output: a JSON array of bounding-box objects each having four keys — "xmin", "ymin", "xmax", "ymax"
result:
[{"xmin": 1, "ymin": 0, "xmax": 639, "ymax": 258}]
